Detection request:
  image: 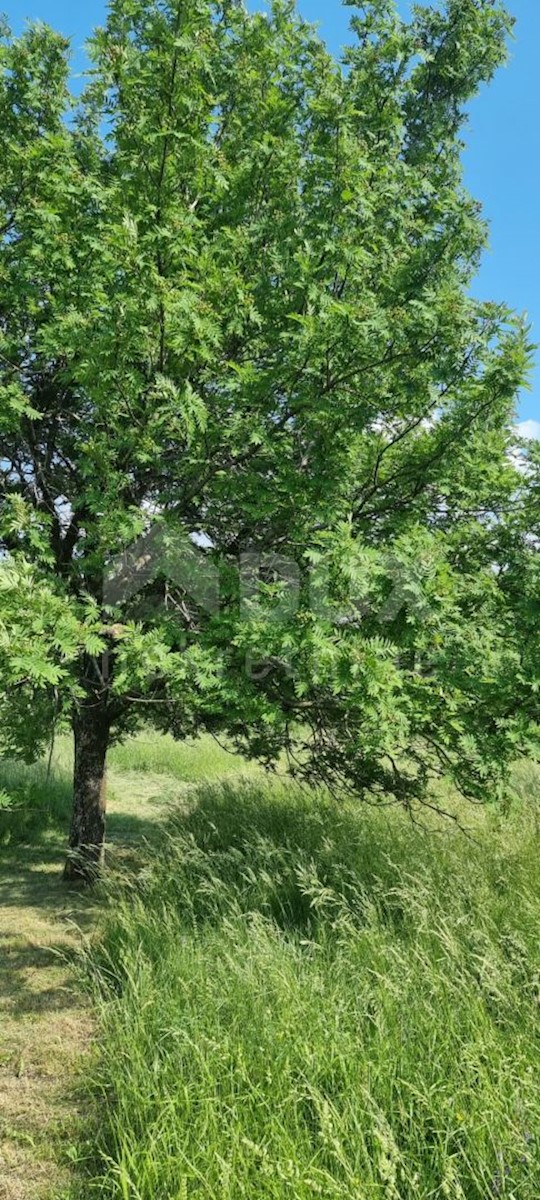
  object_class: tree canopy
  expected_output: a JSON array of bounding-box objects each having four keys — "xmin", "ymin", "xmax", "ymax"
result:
[{"xmin": 0, "ymin": 0, "xmax": 538, "ymax": 876}]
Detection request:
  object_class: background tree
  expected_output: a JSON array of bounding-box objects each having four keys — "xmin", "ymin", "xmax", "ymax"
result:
[{"xmin": 0, "ymin": 0, "xmax": 537, "ymax": 881}]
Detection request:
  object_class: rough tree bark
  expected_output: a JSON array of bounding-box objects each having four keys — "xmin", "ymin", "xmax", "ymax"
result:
[{"xmin": 64, "ymin": 702, "xmax": 110, "ymax": 884}]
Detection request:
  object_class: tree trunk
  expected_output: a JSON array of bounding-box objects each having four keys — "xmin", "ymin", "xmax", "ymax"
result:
[{"xmin": 64, "ymin": 704, "xmax": 110, "ymax": 884}]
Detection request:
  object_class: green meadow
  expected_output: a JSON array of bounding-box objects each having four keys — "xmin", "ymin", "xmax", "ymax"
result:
[{"xmin": 4, "ymin": 736, "xmax": 539, "ymax": 1198}]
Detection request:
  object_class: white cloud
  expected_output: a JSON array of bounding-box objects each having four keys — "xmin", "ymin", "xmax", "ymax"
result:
[{"xmin": 517, "ymin": 420, "xmax": 540, "ymax": 441}]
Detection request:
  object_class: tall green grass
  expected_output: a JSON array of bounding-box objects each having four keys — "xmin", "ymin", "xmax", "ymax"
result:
[
  {"xmin": 108, "ymin": 731, "xmax": 256, "ymax": 783},
  {"xmin": 83, "ymin": 775, "xmax": 540, "ymax": 1199},
  {"xmin": 0, "ymin": 757, "xmax": 72, "ymax": 846}
]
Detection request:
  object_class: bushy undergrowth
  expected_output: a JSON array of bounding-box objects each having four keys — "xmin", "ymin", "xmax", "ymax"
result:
[{"xmin": 84, "ymin": 775, "xmax": 540, "ymax": 1199}]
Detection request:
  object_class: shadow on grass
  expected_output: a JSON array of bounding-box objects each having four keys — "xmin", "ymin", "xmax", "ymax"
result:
[
  {"xmin": 0, "ymin": 809, "xmax": 167, "ymax": 910},
  {"xmin": 107, "ymin": 806, "xmax": 173, "ymax": 847},
  {"xmin": 0, "ymin": 757, "xmax": 174, "ymax": 1034},
  {"xmin": 0, "ymin": 844, "xmax": 81, "ymax": 909},
  {"xmin": 0, "ymin": 936, "xmax": 83, "ymax": 1016},
  {"xmin": 131, "ymin": 774, "xmax": 534, "ymax": 944}
]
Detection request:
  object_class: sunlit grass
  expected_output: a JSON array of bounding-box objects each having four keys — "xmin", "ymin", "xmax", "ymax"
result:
[
  {"xmin": 0, "ymin": 731, "xmax": 256, "ymax": 848},
  {"xmin": 2, "ymin": 733, "xmax": 540, "ymax": 1195},
  {"xmin": 0, "ymin": 758, "xmax": 72, "ymax": 847},
  {"xmin": 82, "ymin": 767, "xmax": 540, "ymax": 1199},
  {"xmin": 108, "ymin": 730, "xmax": 257, "ymax": 783}
]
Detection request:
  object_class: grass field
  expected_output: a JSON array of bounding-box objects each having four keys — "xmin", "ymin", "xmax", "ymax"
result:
[
  {"xmin": 85, "ymin": 753, "xmax": 540, "ymax": 1199},
  {"xmin": 1, "ymin": 738, "xmax": 540, "ymax": 1198}
]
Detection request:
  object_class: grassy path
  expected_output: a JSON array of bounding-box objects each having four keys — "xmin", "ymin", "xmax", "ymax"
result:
[
  {"xmin": 0, "ymin": 836, "xmax": 95, "ymax": 1200},
  {"xmin": 0, "ymin": 766, "xmax": 179, "ymax": 1200}
]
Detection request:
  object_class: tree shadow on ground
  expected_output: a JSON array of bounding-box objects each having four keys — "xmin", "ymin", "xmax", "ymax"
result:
[
  {"xmin": 107, "ymin": 805, "xmax": 174, "ymax": 847},
  {"xmin": 0, "ymin": 936, "xmax": 83, "ymax": 1016},
  {"xmin": 0, "ymin": 840, "xmax": 95, "ymax": 1021},
  {"xmin": 0, "ymin": 772, "xmax": 180, "ymax": 1024},
  {"xmin": 0, "ymin": 843, "xmax": 87, "ymax": 910}
]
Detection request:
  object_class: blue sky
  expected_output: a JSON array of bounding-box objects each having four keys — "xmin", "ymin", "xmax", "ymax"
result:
[{"xmin": 4, "ymin": 0, "xmax": 539, "ymax": 432}]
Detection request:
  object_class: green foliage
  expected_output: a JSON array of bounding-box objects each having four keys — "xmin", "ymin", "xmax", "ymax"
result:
[
  {"xmin": 0, "ymin": 0, "xmax": 538, "ymax": 811},
  {"xmin": 82, "ymin": 772, "xmax": 540, "ymax": 1198},
  {"xmin": 0, "ymin": 557, "xmax": 103, "ymax": 757}
]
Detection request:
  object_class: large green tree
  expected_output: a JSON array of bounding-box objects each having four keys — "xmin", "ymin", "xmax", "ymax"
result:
[{"xmin": 0, "ymin": 0, "xmax": 537, "ymax": 880}]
